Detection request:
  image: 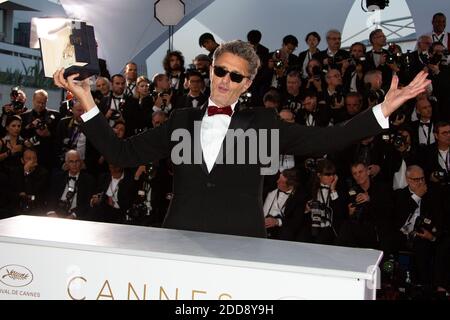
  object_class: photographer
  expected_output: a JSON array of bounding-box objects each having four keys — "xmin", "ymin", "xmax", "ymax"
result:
[
  {"xmin": 298, "ymin": 32, "xmax": 321, "ymax": 79},
  {"xmin": 9, "ymin": 147, "xmax": 48, "ymax": 216},
  {"xmin": 410, "ymin": 97, "xmax": 436, "ymax": 150},
  {"xmin": 342, "ymin": 42, "xmax": 367, "ymax": 94},
  {"xmin": 21, "ymin": 89, "xmax": 60, "ymax": 171},
  {"xmin": 263, "ymin": 168, "xmax": 304, "ymax": 240},
  {"xmin": 151, "ymin": 73, "xmax": 173, "ymax": 114},
  {"xmin": 304, "ymin": 58, "xmax": 325, "ymax": 98},
  {"xmin": 163, "ymin": 51, "xmax": 186, "ymax": 97},
  {"xmin": 47, "ymin": 150, "xmax": 94, "ymax": 220},
  {"xmin": 100, "ymin": 73, "xmax": 143, "ymax": 137},
  {"xmin": 365, "ymin": 29, "xmax": 396, "ymax": 87},
  {"xmin": 95, "ymin": 76, "xmax": 111, "ymax": 98},
  {"xmin": 394, "ymin": 165, "xmax": 445, "ymax": 287},
  {"xmin": 384, "ymin": 127, "xmax": 421, "ymax": 190},
  {"xmin": 324, "ymin": 69, "xmax": 346, "ymax": 124},
  {"xmin": 364, "ymin": 70, "xmax": 385, "ymax": 109},
  {"xmin": 270, "ymin": 35, "xmax": 300, "ymax": 72},
  {"xmin": 0, "ymin": 115, "xmax": 24, "ymax": 173},
  {"xmin": 303, "ymin": 160, "xmax": 345, "ymax": 245},
  {"xmin": 296, "ymin": 91, "xmax": 330, "ymax": 127},
  {"xmin": 409, "ymin": 36, "xmax": 433, "ymax": 77},
  {"xmin": 55, "ymin": 99, "xmax": 87, "ymax": 168},
  {"xmin": 336, "ymin": 162, "xmax": 394, "ymax": 252},
  {"xmin": 427, "ymin": 42, "xmax": 450, "ymax": 121},
  {"xmin": 124, "ymin": 62, "xmax": 138, "ymax": 98},
  {"xmin": 91, "ymin": 163, "xmax": 137, "ymax": 224},
  {"xmin": 314, "ymin": 29, "xmax": 350, "ymax": 72},
  {"xmin": 334, "ymin": 92, "xmax": 363, "ymax": 123},
  {"xmin": 174, "ymin": 71, "xmax": 208, "ymax": 110},
  {"xmin": 1, "ymin": 87, "xmax": 27, "ymax": 136},
  {"xmin": 422, "ymin": 121, "xmax": 450, "ymax": 186},
  {"xmin": 281, "ymin": 70, "xmax": 303, "ymax": 116}
]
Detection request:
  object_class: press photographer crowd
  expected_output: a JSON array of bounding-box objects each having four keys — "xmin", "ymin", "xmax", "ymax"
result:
[{"xmin": 1, "ymin": 12, "xmax": 450, "ymax": 300}]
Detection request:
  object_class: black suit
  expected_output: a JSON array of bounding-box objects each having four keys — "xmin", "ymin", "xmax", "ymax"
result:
[
  {"xmin": 81, "ymin": 103, "xmax": 384, "ymax": 238},
  {"xmin": 48, "ymin": 171, "xmax": 95, "ymax": 220},
  {"xmin": 393, "ymin": 186, "xmax": 445, "ymax": 285}
]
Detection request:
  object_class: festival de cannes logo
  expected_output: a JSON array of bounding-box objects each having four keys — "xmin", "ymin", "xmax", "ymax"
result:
[{"xmin": 0, "ymin": 265, "xmax": 34, "ymax": 288}]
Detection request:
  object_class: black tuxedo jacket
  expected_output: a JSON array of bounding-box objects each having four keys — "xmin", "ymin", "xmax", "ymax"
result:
[
  {"xmin": 48, "ymin": 171, "xmax": 95, "ymax": 219},
  {"xmin": 393, "ymin": 186, "xmax": 444, "ymax": 239},
  {"xmin": 81, "ymin": 102, "xmax": 384, "ymax": 237}
]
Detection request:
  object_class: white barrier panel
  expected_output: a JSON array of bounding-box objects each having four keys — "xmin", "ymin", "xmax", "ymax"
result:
[{"xmin": 0, "ymin": 216, "xmax": 382, "ymax": 300}]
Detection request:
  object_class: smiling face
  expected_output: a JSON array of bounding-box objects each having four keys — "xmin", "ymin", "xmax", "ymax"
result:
[{"xmin": 210, "ymin": 52, "xmax": 252, "ymax": 107}]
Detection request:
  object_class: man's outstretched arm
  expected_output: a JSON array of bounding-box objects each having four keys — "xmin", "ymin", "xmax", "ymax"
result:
[
  {"xmin": 280, "ymin": 71, "xmax": 432, "ymax": 156},
  {"xmin": 53, "ymin": 69, "xmax": 170, "ymax": 168}
]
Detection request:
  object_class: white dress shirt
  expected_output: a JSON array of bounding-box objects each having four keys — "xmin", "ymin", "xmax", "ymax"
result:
[
  {"xmin": 263, "ymin": 188, "xmax": 292, "ymax": 227},
  {"xmin": 82, "ymin": 103, "xmax": 389, "ymax": 173},
  {"xmin": 61, "ymin": 173, "xmax": 80, "ymax": 211},
  {"xmin": 106, "ymin": 173, "xmax": 124, "ymax": 209}
]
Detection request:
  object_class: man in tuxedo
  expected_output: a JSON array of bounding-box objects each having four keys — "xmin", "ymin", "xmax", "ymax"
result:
[
  {"xmin": 47, "ymin": 150, "xmax": 94, "ymax": 220},
  {"xmin": 173, "ymin": 71, "xmax": 208, "ymax": 109},
  {"xmin": 199, "ymin": 33, "xmax": 219, "ymax": 60},
  {"xmin": 314, "ymin": 29, "xmax": 350, "ymax": 72},
  {"xmin": 54, "ymin": 40, "xmax": 431, "ymax": 238},
  {"xmin": 426, "ymin": 12, "xmax": 449, "ymax": 50},
  {"xmin": 365, "ymin": 29, "xmax": 396, "ymax": 89},
  {"xmin": 124, "ymin": 62, "xmax": 138, "ymax": 98},
  {"xmin": 393, "ymin": 165, "xmax": 444, "ymax": 286},
  {"xmin": 410, "ymin": 97, "xmax": 436, "ymax": 149},
  {"xmin": 247, "ymin": 29, "xmax": 269, "ymax": 67}
]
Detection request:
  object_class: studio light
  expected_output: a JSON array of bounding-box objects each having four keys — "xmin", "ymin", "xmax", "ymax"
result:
[{"xmin": 365, "ymin": 0, "xmax": 389, "ymax": 11}]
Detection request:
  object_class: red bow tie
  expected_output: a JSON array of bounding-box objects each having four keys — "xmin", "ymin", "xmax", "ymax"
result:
[{"xmin": 208, "ymin": 105, "xmax": 233, "ymax": 117}]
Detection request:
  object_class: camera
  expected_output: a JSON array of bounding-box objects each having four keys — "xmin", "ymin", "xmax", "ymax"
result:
[
  {"xmin": 10, "ymin": 87, "xmax": 25, "ymax": 112},
  {"xmin": 413, "ymin": 216, "xmax": 436, "ymax": 234},
  {"xmin": 273, "ymin": 50, "xmax": 285, "ymax": 70},
  {"xmin": 58, "ymin": 185, "xmax": 76, "ymax": 215},
  {"xmin": 331, "ymin": 85, "xmax": 344, "ymax": 106},
  {"xmin": 350, "ymin": 56, "xmax": 366, "ymax": 67},
  {"xmin": 127, "ymin": 190, "xmax": 150, "ymax": 220},
  {"xmin": 347, "ymin": 182, "xmax": 365, "ymax": 220},
  {"xmin": 311, "ymin": 65, "xmax": 322, "ymax": 80},
  {"xmin": 392, "ymin": 132, "xmax": 407, "ymax": 148},
  {"xmin": 429, "ymin": 50, "xmax": 448, "ymax": 65},
  {"xmin": 309, "ymin": 200, "xmax": 332, "ymax": 237},
  {"xmin": 328, "ymin": 54, "xmax": 346, "ymax": 69},
  {"xmin": 304, "ymin": 158, "xmax": 318, "ymax": 172},
  {"xmin": 433, "ymin": 170, "xmax": 450, "ymax": 185},
  {"xmin": 19, "ymin": 194, "xmax": 35, "ymax": 213},
  {"xmin": 386, "ymin": 43, "xmax": 402, "ymax": 64},
  {"xmin": 35, "ymin": 114, "xmax": 56, "ymax": 131}
]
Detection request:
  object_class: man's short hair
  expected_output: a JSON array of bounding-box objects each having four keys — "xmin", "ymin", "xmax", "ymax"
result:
[
  {"xmin": 282, "ymin": 35, "xmax": 298, "ymax": 47},
  {"xmin": 65, "ymin": 149, "xmax": 80, "ymax": 162},
  {"xmin": 281, "ymin": 168, "xmax": 299, "ymax": 189},
  {"xmin": 194, "ymin": 54, "xmax": 211, "ymax": 62},
  {"xmin": 326, "ymin": 29, "xmax": 341, "ymax": 39},
  {"xmin": 302, "ymin": 90, "xmax": 317, "ymax": 99},
  {"xmin": 433, "ymin": 121, "xmax": 450, "ymax": 134},
  {"xmin": 369, "ymin": 29, "xmax": 383, "ymax": 44},
  {"xmin": 350, "ymin": 42, "xmax": 367, "ymax": 53},
  {"xmin": 111, "ymin": 74, "xmax": 125, "ymax": 82},
  {"xmin": 364, "ymin": 70, "xmax": 382, "ymax": 83},
  {"xmin": 406, "ymin": 165, "xmax": 424, "ymax": 178},
  {"xmin": 432, "ymin": 12, "xmax": 446, "ymax": 22},
  {"xmin": 213, "ymin": 40, "xmax": 260, "ymax": 80},
  {"xmin": 186, "ymin": 70, "xmax": 204, "ymax": 81},
  {"xmin": 351, "ymin": 161, "xmax": 367, "ymax": 170},
  {"xmin": 287, "ymin": 70, "xmax": 301, "ymax": 80},
  {"xmin": 33, "ymin": 89, "xmax": 48, "ymax": 99},
  {"xmin": 247, "ymin": 30, "xmax": 262, "ymax": 45},
  {"xmin": 305, "ymin": 31, "xmax": 321, "ymax": 44},
  {"xmin": 345, "ymin": 92, "xmax": 363, "ymax": 103},
  {"xmin": 263, "ymin": 89, "xmax": 281, "ymax": 104},
  {"xmin": 199, "ymin": 32, "xmax": 216, "ymax": 47}
]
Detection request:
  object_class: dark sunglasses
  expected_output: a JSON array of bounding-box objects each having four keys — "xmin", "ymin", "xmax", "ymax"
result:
[{"xmin": 213, "ymin": 66, "xmax": 249, "ymax": 83}]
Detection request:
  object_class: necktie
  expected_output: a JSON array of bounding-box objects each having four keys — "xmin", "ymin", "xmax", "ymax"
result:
[
  {"xmin": 207, "ymin": 106, "xmax": 233, "ymax": 117},
  {"xmin": 420, "ymin": 122, "xmax": 431, "ymax": 128},
  {"xmin": 68, "ymin": 176, "xmax": 77, "ymax": 182}
]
